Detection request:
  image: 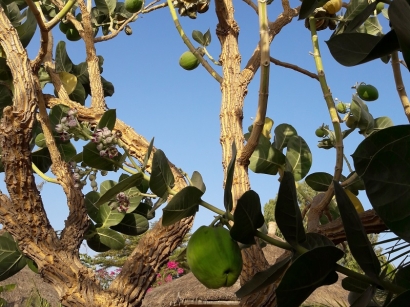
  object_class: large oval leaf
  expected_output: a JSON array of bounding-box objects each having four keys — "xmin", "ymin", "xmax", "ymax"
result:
[
  {"xmin": 0, "ymin": 235, "xmax": 27, "ymax": 281},
  {"xmin": 230, "ymin": 190, "xmax": 265, "ymax": 245},
  {"xmin": 15, "ymin": 8, "xmax": 37, "ymax": 48},
  {"xmin": 111, "ymin": 213, "xmax": 149, "ymax": 236},
  {"xmin": 352, "ymin": 125, "xmax": 410, "ymax": 243},
  {"xmin": 149, "ymin": 149, "xmax": 175, "ymax": 199},
  {"xmin": 273, "ymin": 124, "xmax": 297, "ymax": 151},
  {"xmin": 95, "ymin": 227, "xmax": 125, "ymax": 250},
  {"xmin": 224, "ymin": 143, "xmax": 236, "ymax": 212},
  {"xmin": 285, "ymin": 135, "xmax": 312, "ymax": 181},
  {"xmin": 55, "ymin": 41, "xmax": 73, "ymax": 73},
  {"xmin": 305, "ymin": 172, "xmax": 333, "ymax": 192},
  {"xmin": 249, "ymin": 143, "xmax": 286, "ymax": 175},
  {"xmin": 95, "ymin": 203, "xmax": 125, "ymax": 228}
]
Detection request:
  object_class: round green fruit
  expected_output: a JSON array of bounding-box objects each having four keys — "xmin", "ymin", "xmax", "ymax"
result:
[
  {"xmin": 124, "ymin": 0, "xmax": 143, "ymax": 13},
  {"xmin": 187, "ymin": 226, "xmax": 243, "ymax": 289},
  {"xmin": 315, "ymin": 128, "xmax": 326, "ymax": 137},
  {"xmin": 345, "ymin": 116, "xmax": 358, "ymax": 129},
  {"xmin": 66, "ymin": 28, "xmax": 81, "ymax": 41},
  {"xmin": 336, "ymin": 102, "xmax": 348, "ymax": 114},
  {"xmin": 357, "ymin": 83, "xmax": 379, "ymax": 101},
  {"xmin": 179, "ymin": 51, "xmax": 200, "ymax": 71}
]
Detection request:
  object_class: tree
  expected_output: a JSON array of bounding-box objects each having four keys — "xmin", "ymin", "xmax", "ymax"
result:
[{"xmin": 0, "ymin": 0, "xmax": 409, "ymax": 306}]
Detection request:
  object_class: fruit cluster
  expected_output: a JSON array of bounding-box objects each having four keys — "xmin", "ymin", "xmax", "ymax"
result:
[{"xmin": 173, "ymin": 0, "xmax": 210, "ymax": 19}]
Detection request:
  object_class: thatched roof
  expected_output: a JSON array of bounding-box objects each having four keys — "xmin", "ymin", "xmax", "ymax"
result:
[
  {"xmin": 0, "ymin": 266, "xmax": 60, "ymax": 307},
  {"xmin": 142, "ymin": 232, "xmax": 349, "ymax": 307}
]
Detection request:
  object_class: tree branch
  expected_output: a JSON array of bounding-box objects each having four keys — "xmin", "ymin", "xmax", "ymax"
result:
[
  {"xmin": 391, "ymin": 51, "xmax": 410, "ymax": 123},
  {"xmin": 270, "ymin": 56, "xmax": 319, "ymax": 80}
]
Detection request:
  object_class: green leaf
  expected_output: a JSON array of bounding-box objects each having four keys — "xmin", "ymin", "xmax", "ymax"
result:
[
  {"xmin": 192, "ymin": 30, "xmax": 205, "ymax": 45},
  {"xmin": 0, "ymin": 283, "xmax": 16, "ymax": 292},
  {"xmin": 305, "ymin": 172, "xmax": 333, "ymax": 192},
  {"xmin": 326, "ymin": 30, "xmax": 400, "ymax": 67},
  {"xmin": 236, "ymin": 256, "xmax": 291, "ymax": 298},
  {"xmin": 299, "ymin": 0, "xmax": 328, "ymax": 19},
  {"xmin": 364, "ymin": 16, "xmax": 383, "ymax": 36},
  {"xmin": 0, "ymin": 236, "xmax": 27, "ymax": 281},
  {"xmin": 97, "ymin": 109, "xmax": 116, "ymax": 130},
  {"xmin": 342, "ymin": 276, "xmax": 371, "ymax": 293},
  {"xmin": 32, "ymin": 147, "xmax": 52, "ymax": 173},
  {"xmin": 352, "ymin": 125, "xmax": 410, "ymax": 243},
  {"xmin": 394, "ymin": 264, "xmax": 410, "ymax": 289},
  {"xmin": 26, "ymin": 258, "xmax": 38, "ymax": 274},
  {"xmin": 275, "ymin": 171, "xmax": 306, "ymax": 249},
  {"xmin": 273, "ymin": 124, "xmax": 297, "ymax": 151},
  {"xmin": 95, "ymin": 203, "xmax": 125, "ymax": 228},
  {"xmin": 203, "ymin": 29, "xmax": 211, "ymax": 46},
  {"xmin": 86, "ymin": 233, "xmax": 110, "ymax": 252},
  {"xmin": 389, "ymin": 0, "xmax": 410, "ymax": 70},
  {"xmin": 224, "ymin": 143, "xmax": 236, "ymax": 212},
  {"xmin": 333, "ymin": 180, "xmax": 381, "ymax": 280},
  {"xmin": 149, "ymin": 149, "xmax": 175, "ymax": 199},
  {"xmin": 349, "ymin": 286, "xmax": 376, "ymax": 307},
  {"xmin": 276, "ymin": 246, "xmax": 344, "ymax": 307},
  {"xmin": 191, "ymin": 171, "xmax": 206, "ymax": 194},
  {"xmin": 285, "ymin": 136, "xmax": 312, "ymax": 181},
  {"xmin": 83, "ymin": 141, "xmax": 122, "ymax": 171},
  {"xmin": 301, "ymin": 233, "xmax": 335, "ymax": 250},
  {"xmin": 96, "ymin": 227, "xmax": 125, "ymax": 250},
  {"xmin": 49, "ymin": 104, "xmax": 70, "ymax": 129},
  {"xmin": 142, "ymin": 137, "xmax": 154, "ymax": 170},
  {"xmin": 55, "ymin": 41, "xmax": 73, "ymax": 73},
  {"xmin": 15, "ymin": 8, "xmax": 37, "ymax": 48},
  {"xmin": 59, "ymin": 72, "xmax": 77, "ymax": 95},
  {"xmin": 249, "ymin": 142, "xmax": 286, "ymax": 175},
  {"xmin": 344, "ymin": 1, "xmax": 378, "ymax": 33},
  {"xmin": 95, "ymin": 0, "xmax": 117, "ymax": 15},
  {"xmin": 101, "ymin": 76, "xmax": 114, "ymax": 97},
  {"xmin": 85, "ymin": 191, "xmax": 101, "ymax": 222},
  {"xmin": 68, "ymin": 81, "xmax": 86, "ymax": 105},
  {"xmin": 132, "ymin": 202, "xmax": 155, "ymax": 220},
  {"xmin": 350, "ymin": 95, "xmax": 374, "ymax": 134},
  {"xmin": 57, "ymin": 141, "xmax": 77, "ymax": 162},
  {"xmin": 111, "ymin": 213, "xmax": 149, "ymax": 235},
  {"xmin": 230, "ymin": 190, "xmax": 265, "ymax": 245},
  {"xmin": 373, "ymin": 116, "xmax": 394, "ymax": 131},
  {"xmin": 162, "ymin": 186, "xmax": 202, "ymax": 226},
  {"xmin": 386, "ymin": 289, "xmax": 410, "ymax": 306},
  {"xmin": 95, "ymin": 173, "xmax": 143, "ymax": 207}
]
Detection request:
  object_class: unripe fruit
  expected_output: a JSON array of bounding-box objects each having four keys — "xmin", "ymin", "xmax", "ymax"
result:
[
  {"xmin": 315, "ymin": 128, "xmax": 326, "ymax": 137},
  {"xmin": 179, "ymin": 51, "xmax": 200, "ymax": 70},
  {"xmin": 376, "ymin": 2, "xmax": 384, "ymax": 14},
  {"xmin": 124, "ymin": 0, "xmax": 143, "ymax": 13},
  {"xmin": 336, "ymin": 102, "xmax": 348, "ymax": 114},
  {"xmin": 187, "ymin": 226, "xmax": 243, "ymax": 289},
  {"xmin": 357, "ymin": 83, "xmax": 379, "ymax": 101},
  {"xmin": 345, "ymin": 116, "xmax": 358, "ymax": 129},
  {"xmin": 322, "ymin": 0, "xmax": 343, "ymax": 14}
]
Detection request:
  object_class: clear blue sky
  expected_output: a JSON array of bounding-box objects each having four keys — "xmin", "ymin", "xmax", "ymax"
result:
[{"xmin": 3, "ymin": 1, "xmax": 409, "ymax": 256}]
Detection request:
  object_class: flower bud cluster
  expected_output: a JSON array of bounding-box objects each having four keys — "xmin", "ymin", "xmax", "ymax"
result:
[
  {"xmin": 112, "ymin": 192, "xmax": 130, "ymax": 213},
  {"xmin": 91, "ymin": 127, "xmax": 120, "ymax": 159},
  {"xmin": 55, "ymin": 109, "xmax": 79, "ymax": 141},
  {"xmin": 70, "ymin": 162, "xmax": 98, "ymax": 191}
]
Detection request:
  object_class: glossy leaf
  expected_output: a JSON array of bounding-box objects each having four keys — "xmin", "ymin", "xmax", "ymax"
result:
[
  {"xmin": 111, "ymin": 213, "xmax": 149, "ymax": 235},
  {"xmin": 285, "ymin": 136, "xmax": 312, "ymax": 181},
  {"xmin": 389, "ymin": 0, "xmax": 410, "ymax": 70},
  {"xmin": 95, "ymin": 0, "xmax": 117, "ymax": 15},
  {"xmin": 230, "ymin": 190, "xmax": 265, "ymax": 245},
  {"xmin": 83, "ymin": 142, "xmax": 122, "ymax": 171},
  {"xmin": 162, "ymin": 186, "xmax": 202, "ymax": 226},
  {"xmin": 326, "ymin": 30, "xmax": 400, "ymax": 67},
  {"xmin": 95, "ymin": 173, "xmax": 143, "ymax": 207},
  {"xmin": 49, "ymin": 104, "xmax": 70, "ymax": 130},
  {"xmin": 132, "ymin": 201, "xmax": 155, "ymax": 220},
  {"xmin": 344, "ymin": 1, "xmax": 378, "ymax": 33},
  {"xmin": 68, "ymin": 81, "xmax": 87, "ymax": 105},
  {"xmin": 236, "ymin": 256, "xmax": 291, "ymax": 298},
  {"xmin": 32, "ymin": 147, "xmax": 52, "ymax": 173},
  {"xmin": 15, "ymin": 8, "xmax": 36, "ymax": 48},
  {"xmin": 97, "ymin": 109, "xmax": 116, "ymax": 130},
  {"xmin": 342, "ymin": 276, "xmax": 371, "ymax": 293},
  {"xmin": 386, "ymin": 289, "xmax": 410, "ymax": 306},
  {"xmin": 142, "ymin": 137, "xmax": 154, "ymax": 170},
  {"xmin": 203, "ymin": 29, "xmax": 211, "ymax": 46},
  {"xmin": 57, "ymin": 141, "xmax": 77, "ymax": 162},
  {"xmin": 55, "ymin": 41, "xmax": 73, "ymax": 73},
  {"xmin": 345, "ymin": 189, "xmax": 364, "ymax": 213},
  {"xmin": 0, "ymin": 236, "xmax": 27, "ymax": 281},
  {"xmin": 224, "ymin": 143, "xmax": 236, "ymax": 212},
  {"xmin": 249, "ymin": 143, "xmax": 286, "ymax": 175},
  {"xmin": 101, "ymin": 76, "xmax": 114, "ymax": 97},
  {"xmin": 373, "ymin": 116, "xmax": 394, "ymax": 131},
  {"xmin": 394, "ymin": 265, "xmax": 410, "ymax": 289},
  {"xmin": 350, "ymin": 95, "xmax": 374, "ymax": 134},
  {"xmin": 333, "ymin": 181, "xmax": 381, "ymax": 280},
  {"xmin": 276, "ymin": 246, "xmax": 344, "ymax": 307},
  {"xmin": 191, "ymin": 171, "xmax": 206, "ymax": 194},
  {"xmin": 301, "ymin": 233, "xmax": 335, "ymax": 250},
  {"xmin": 352, "ymin": 125, "xmax": 410, "ymax": 243},
  {"xmin": 59, "ymin": 72, "xmax": 77, "ymax": 95},
  {"xmin": 275, "ymin": 171, "xmax": 306, "ymax": 248},
  {"xmin": 305, "ymin": 172, "xmax": 333, "ymax": 192},
  {"xmin": 86, "ymin": 234, "xmax": 110, "ymax": 252},
  {"xmin": 85, "ymin": 191, "xmax": 101, "ymax": 223},
  {"xmin": 273, "ymin": 124, "xmax": 297, "ymax": 151},
  {"xmin": 95, "ymin": 227, "xmax": 125, "ymax": 250},
  {"xmin": 95, "ymin": 204, "xmax": 125, "ymax": 228},
  {"xmin": 149, "ymin": 149, "xmax": 175, "ymax": 199},
  {"xmin": 299, "ymin": 0, "xmax": 328, "ymax": 19},
  {"xmin": 192, "ymin": 30, "xmax": 205, "ymax": 45}
]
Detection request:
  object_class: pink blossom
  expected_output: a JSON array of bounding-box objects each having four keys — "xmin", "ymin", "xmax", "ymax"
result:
[
  {"xmin": 177, "ymin": 268, "xmax": 184, "ymax": 274},
  {"xmin": 157, "ymin": 273, "xmax": 161, "ymax": 278},
  {"xmin": 167, "ymin": 261, "xmax": 178, "ymax": 269},
  {"xmin": 147, "ymin": 287, "xmax": 153, "ymax": 293},
  {"xmin": 165, "ymin": 274, "xmax": 173, "ymax": 282}
]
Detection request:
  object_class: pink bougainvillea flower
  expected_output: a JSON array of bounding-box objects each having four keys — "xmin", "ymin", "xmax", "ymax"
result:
[
  {"xmin": 165, "ymin": 274, "xmax": 173, "ymax": 282},
  {"xmin": 177, "ymin": 268, "xmax": 184, "ymax": 274},
  {"xmin": 167, "ymin": 261, "xmax": 178, "ymax": 269}
]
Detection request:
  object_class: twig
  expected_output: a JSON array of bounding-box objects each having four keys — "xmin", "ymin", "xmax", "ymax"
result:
[
  {"xmin": 242, "ymin": 0, "xmax": 259, "ymax": 14},
  {"xmin": 166, "ymin": 0, "xmax": 223, "ymax": 83},
  {"xmin": 270, "ymin": 56, "xmax": 319, "ymax": 80},
  {"xmin": 391, "ymin": 51, "xmax": 410, "ymax": 122}
]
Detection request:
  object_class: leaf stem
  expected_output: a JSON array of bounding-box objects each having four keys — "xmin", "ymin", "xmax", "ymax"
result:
[
  {"xmin": 32, "ymin": 163, "xmax": 59, "ymax": 184},
  {"xmin": 199, "ymin": 199, "xmax": 233, "ymax": 220},
  {"xmin": 255, "ymin": 231, "xmax": 292, "ymax": 250}
]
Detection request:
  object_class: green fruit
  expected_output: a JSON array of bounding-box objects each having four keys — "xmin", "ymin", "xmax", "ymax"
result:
[
  {"xmin": 315, "ymin": 128, "xmax": 326, "ymax": 137},
  {"xmin": 376, "ymin": 2, "xmax": 384, "ymax": 14},
  {"xmin": 66, "ymin": 28, "xmax": 81, "ymax": 41},
  {"xmin": 124, "ymin": 0, "xmax": 143, "ymax": 13},
  {"xmin": 187, "ymin": 226, "xmax": 243, "ymax": 289},
  {"xmin": 357, "ymin": 83, "xmax": 379, "ymax": 101},
  {"xmin": 179, "ymin": 51, "xmax": 200, "ymax": 71},
  {"xmin": 345, "ymin": 116, "xmax": 358, "ymax": 129}
]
